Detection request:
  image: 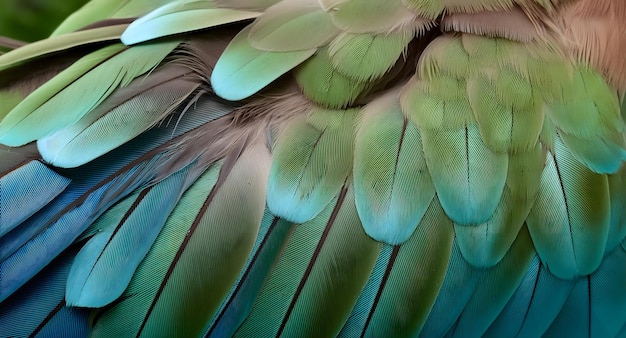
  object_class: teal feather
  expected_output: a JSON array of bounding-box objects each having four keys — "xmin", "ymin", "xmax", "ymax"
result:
[
  {"xmin": 211, "ymin": 25, "xmax": 315, "ymax": 101},
  {"xmin": 483, "ymin": 257, "xmax": 574, "ymax": 337},
  {"xmin": 421, "ymin": 123, "xmax": 508, "ymax": 225},
  {"xmin": 0, "ymin": 246, "xmax": 89, "ymax": 338},
  {"xmin": 236, "ymin": 184, "xmax": 380, "ymax": 337},
  {"xmin": 527, "ymin": 136, "xmax": 611, "ymax": 279},
  {"xmin": 358, "ymin": 199, "xmax": 454, "ymax": 337},
  {"xmin": 267, "ymin": 107, "xmax": 355, "ymax": 223},
  {"xmin": 0, "ymin": 161, "xmax": 70, "ymax": 237},
  {"xmin": 0, "ymin": 41, "xmax": 179, "ymax": 147},
  {"xmin": 353, "ymin": 92, "xmax": 435, "ymax": 244},
  {"xmin": 121, "ymin": 1, "xmax": 261, "ymax": 45},
  {"xmin": 207, "ymin": 210, "xmax": 293, "ymax": 337}
]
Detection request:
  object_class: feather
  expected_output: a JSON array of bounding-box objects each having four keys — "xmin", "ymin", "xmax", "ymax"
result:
[
  {"xmin": 121, "ymin": 1, "xmax": 261, "ymax": 45},
  {"xmin": 544, "ymin": 246, "xmax": 626, "ymax": 337},
  {"xmin": 295, "ymin": 47, "xmax": 369, "ymax": 108},
  {"xmin": 328, "ymin": 29, "xmax": 414, "ymax": 82},
  {"xmin": 353, "ymin": 92, "xmax": 435, "ymax": 244},
  {"xmin": 352, "ymin": 199, "xmax": 454, "ymax": 337},
  {"xmin": 248, "ymin": 0, "xmax": 340, "ymax": 51},
  {"xmin": 0, "ymin": 161, "xmax": 70, "ymax": 238},
  {"xmin": 327, "ymin": 0, "xmax": 424, "ymax": 34},
  {"xmin": 207, "ymin": 210, "xmax": 292, "ymax": 337},
  {"xmin": 90, "ymin": 140, "xmax": 270, "ymax": 337},
  {"xmin": 420, "ymin": 123, "xmax": 508, "ymax": 225},
  {"xmin": 0, "ymin": 24, "xmax": 127, "ymax": 71},
  {"xmin": 211, "ymin": 25, "xmax": 315, "ymax": 101},
  {"xmin": 65, "ymin": 164, "xmax": 200, "ymax": 308},
  {"xmin": 37, "ymin": 64, "xmax": 201, "ymax": 167},
  {"xmin": 267, "ymin": 106, "xmax": 355, "ymax": 223},
  {"xmin": 527, "ymin": 136, "xmax": 611, "ymax": 279},
  {"xmin": 0, "ymin": 93, "xmax": 237, "ymax": 303},
  {"xmin": 483, "ymin": 256, "xmax": 575, "ymax": 337},
  {"xmin": 236, "ymin": 184, "xmax": 381, "ymax": 337},
  {"xmin": 454, "ymin": 145, "xmax": 544, "ymax": 267},
  {"xmin": 0, "ymin": 41, "xmax": 180, "ymax": 147}
]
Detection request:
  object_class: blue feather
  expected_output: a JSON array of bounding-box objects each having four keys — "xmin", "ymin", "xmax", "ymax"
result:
[{"xmin": 0, "ymin": 160, "xmax": 70, "ymax": 237}]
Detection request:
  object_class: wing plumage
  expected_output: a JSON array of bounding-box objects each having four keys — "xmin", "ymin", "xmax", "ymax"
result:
[{"xmin": 1, "ymin": 0, "xmax": 625, "ymax": 336}]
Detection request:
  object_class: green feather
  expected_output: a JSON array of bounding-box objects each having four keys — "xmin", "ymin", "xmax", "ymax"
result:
[
  {"xmin": 353, "ymin": 92, "xmax": 435, "ymax": 244},
  {"xmin": 328, "ymin": 29, "xmax": 413, "ymax": 82},
  {"xmin": 267, "ymin": 107, "xmax": 356, "ymax": 223},
  {"xmin": 211, "ymin": 25, "xmax": 315, "ymax": 101},
  {"xmin": 0, "ymin": 24, "xmax": 127, "ymax": 71},
  {"xmin": 327, "ymin": 0, "xmax": 419, "ymax": 33},
  {"xmin": 236, "ymin": 185, "xmax": 380, "ymax": 337},
  {"xmin": 421, "ymin": 123, "xmax": 508, "ymax": 225},
  {"xmin": 527, "ymin": 136, "xmax": 611, "ymax": 279},
  {"xmin": 454, "ymin": 143, "xmax": 544, "ymax": 267},
  {"xmin": 606, "ymin": 167, "xmax": 626, "ymax": 253},
  {"xmin": 360, "ymin": 199, "xmax": 454, "ymax": 337},
  {"xmin": 295, "ymin": 47, "xmax": 368, "ymax": 108},
  {"xmin": 213, "ymin": 0, "xmax": 281, "ymax": 10},
  {"xmin": 121, "ymin": 1, "xmax": 261, "ymax": 45},
  {"xmin": 0, "ymin": 41, "xmax": 179, "ymax": 147},
  {"xmin": 37, "ymin": 65, "xmax": 200, "ymax": 167},
  {"xmin": 91, "ymin": 141, "xmax": 270, "ymax": 337},
  {"xmin": 247, "ymin": 0, "xmax": 340, "ymax": 51}
]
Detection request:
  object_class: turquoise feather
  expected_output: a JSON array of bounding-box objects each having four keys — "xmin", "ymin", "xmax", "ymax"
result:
[
  {"xmin": 0, "ymin": 41, "xmax": 179, "ymax": 147},
  {"xmin": 211, "ymin": 25, "xmax": 315, "ymax": 101}
]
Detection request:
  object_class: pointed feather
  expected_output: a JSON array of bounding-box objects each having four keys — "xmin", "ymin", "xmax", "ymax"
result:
[
  {"xmin": 211, "ymin": 25, "xmax": 315, "ymax": 101},
  {"xmin": 0, "ymin": 94, "xmax": 237, "ymax": 302},
  {"xmin": 420, "ymin": 123, "xmax": 508, "ymax": 225},
  {"xmin": 0, "ymin": 25, "xmax": 127, "ymax": 71},
  {"xmin": 267, "ymin": 107, "xmax": 355, "ymax": 223},
  {"xmin": 484, "ymin": 256, "xmax": 575, "ymax": 337},
  {"xmin": 0, "ymin": 161, "xmax": 70, "ymax": 237},
  {"xmin": 606, "ymin": 166, "xmax": 626, "ymax": 253},
  {"xmin": 544, "ymin": 246, "xmax": 626, "ymax": 337},
  {"xmin": 248, "ymin": 0, "xmax": 340, "ymax": 51},
  {"xmin": 449, "ymin": 226, "xmax": 535, "ymax": 337},
  {"xmin": 214, "ymin": 0, "xmax": 281, "ymax": 10},
  {"xmin": 236, "ymin": 184, "xmax": 381, "ymax": 337},
  {"xmin": 37, "ymin": 65, "xmax": 200, "ymax": 167},
  {"xmin": 207, "ymin": 210, "xmax": 292, "ymax": 337},
  {"xmin": 354, "ymin": 92, "xmax": 435, "ymax": 244},
  {"xmin": 0, "ymin": 41, "xmax": 179, "ymax": 146},
  {"xmin": 121, "ymin": 1, "xmax": 261, "ymax": 45},
  {"xmin": 353, "ymin": 199, "xmax": 453, "ymax": 337},
  {"xmin": 527, "ymin": 136, "xmax": 611, "ymax": 279},
  {"xmin": 66, "ymin": 165, "xmax": 199, "ymax": 308},
  {"xmin": 90, "ymin": 141, "xmax": 270, "ymax": 337}
]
